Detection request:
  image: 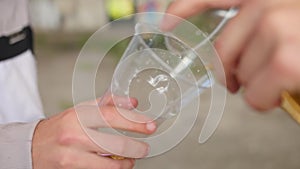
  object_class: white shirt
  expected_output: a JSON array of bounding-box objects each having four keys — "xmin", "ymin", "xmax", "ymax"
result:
[
  {"xmin": 0, "ymin": 0, "xmax": 44, "ymax": 168},
  {"xmin": 0, "ymin": 0, "xmax": 30, "ymax": 36}
]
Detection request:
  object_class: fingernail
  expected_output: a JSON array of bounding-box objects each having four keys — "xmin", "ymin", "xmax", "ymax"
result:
[
  {"xmin": 99, "ymin": 153, "xmax": 112, "ymax": 157},
  {"xmin": 146, "ymin": 122, "xmax": 156, "ymax": 132},
  {"xmin": 227, "ymin": 78, "xmax": 240, "ymax": 93}
]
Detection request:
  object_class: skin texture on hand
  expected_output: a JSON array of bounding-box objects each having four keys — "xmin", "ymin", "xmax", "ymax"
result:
[
  {"xmin": 163, "ymin": 0, "xmax": 300, "ymax": 111},
  {"xmin": 32, "ymin": 97, "xmax": 156, "ymax": 169}
]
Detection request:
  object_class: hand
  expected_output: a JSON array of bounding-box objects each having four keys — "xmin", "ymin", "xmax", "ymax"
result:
[
  {"xmin": 163, "ymin": 0, "xmax": 300, "ymax": 111},
  {"xmin": 32, "ymin": 97, "xmax": 156, "ymax": 169}
]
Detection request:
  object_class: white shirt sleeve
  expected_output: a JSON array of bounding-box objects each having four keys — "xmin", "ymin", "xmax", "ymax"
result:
[
  {"xmin": 0, "ymin": 51, "xmax": 45, "ymax": 123},
  {"xmin": 0, "ymin": 120, "xmax": 41, "ymax": 169},
  {"xmin": 0, "ymin": 0, "xmax": 30, "ymax": 36}
]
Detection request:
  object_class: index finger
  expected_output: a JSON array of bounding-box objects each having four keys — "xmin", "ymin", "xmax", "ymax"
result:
[
  {"xmin": 81, "ymin": 95, "xmax": 138, "ymax": 110},
  {"xmin": 76, "ymin": 105, "xmax": 157, "ymax": 134},
  {"xmin": 161, "ymin": 0, "xmax": 241, "ymax": 30}
]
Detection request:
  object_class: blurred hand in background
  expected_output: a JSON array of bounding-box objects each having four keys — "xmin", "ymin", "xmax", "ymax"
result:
[{"xmin": 163, "ymin": 0, "xmax": 300, "ymax": 111}]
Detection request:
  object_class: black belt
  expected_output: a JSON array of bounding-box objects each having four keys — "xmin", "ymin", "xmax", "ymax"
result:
[{"xmin": 0, "ymin": 26, "xmax": 34, "ymax": 62}]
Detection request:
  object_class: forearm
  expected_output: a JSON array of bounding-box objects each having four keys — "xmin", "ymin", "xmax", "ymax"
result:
[{"xmin": 0, "ymin": 120, "xmax": 41, "ymax": 169}]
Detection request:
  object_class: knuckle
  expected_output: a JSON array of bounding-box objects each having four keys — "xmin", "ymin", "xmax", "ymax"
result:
[
  {"xmin": 270, "ymin": 49, "xmax": 298, "ymax": 90},
  {"xmin": 270, "ymin": 49, "xmax": 289, "ymax": 77},
  {"xmin": 60, "ymin": 108, "xmax": 77, "ymax": 126},
  {"xmin": 56, "ymin": 112, "xmax": 87, "ymax": 147},
  {"xmin": 259, "ymin": 9, "xmax": 281, "ymax": 35},
  {"xmin": 258, "ymin": 16, "xmax": 271, "ymax": 34},
  {"xmin": 100, "ymin": 107, "xmax": 117, "ymax": 123},
  {"xmin": 57, "ymin": 131, "xmax": 78, "ymax": 146}
]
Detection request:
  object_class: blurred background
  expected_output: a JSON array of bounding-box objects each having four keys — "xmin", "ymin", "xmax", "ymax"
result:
[{"xmin": 30, "ymin": 0, "xmax": 300, "ymax": 169}]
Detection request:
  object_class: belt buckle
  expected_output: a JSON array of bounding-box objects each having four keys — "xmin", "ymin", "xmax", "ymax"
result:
[{"xmin": 8, "ymin": 30, "xmax": 27, "ymax": 45}]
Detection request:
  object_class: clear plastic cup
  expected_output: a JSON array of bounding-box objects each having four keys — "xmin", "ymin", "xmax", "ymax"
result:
[
  {"xmin": 74, "ymin": 12, "xmax": 228, "ymax": 157},
  {"xmin": 100, "ymin": 21, "xmax": 216, "ymax": 134}
]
